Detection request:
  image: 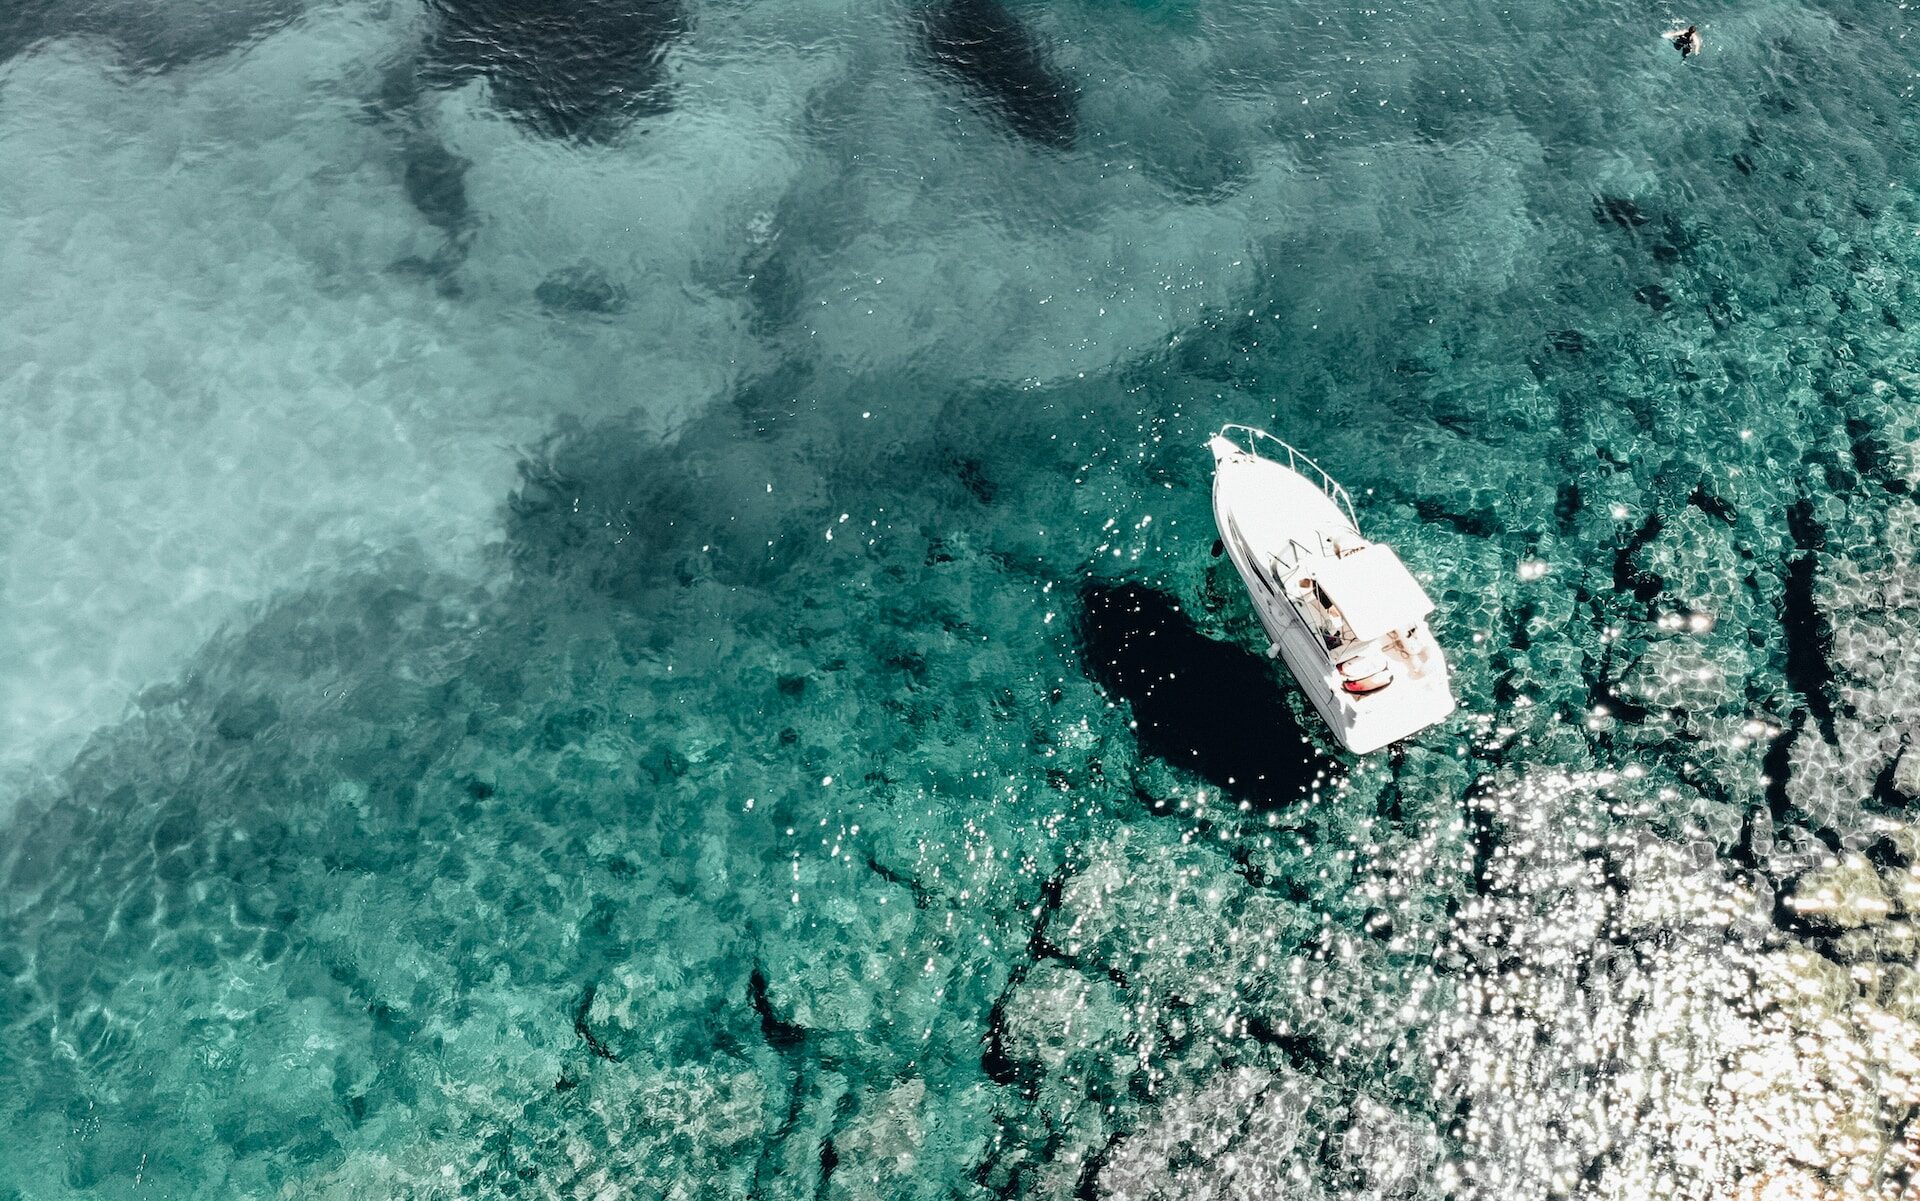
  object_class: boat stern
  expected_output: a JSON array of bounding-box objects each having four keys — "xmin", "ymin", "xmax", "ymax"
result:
[{"xmin": 1339, "ymin": 677, "xmax": 1456, "ymax": 755}]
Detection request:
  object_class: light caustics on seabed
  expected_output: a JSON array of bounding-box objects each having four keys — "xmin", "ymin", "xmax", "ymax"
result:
[{"xmin": 3, "ymin": 0, "xmax": 1920, "ymax": 1197}]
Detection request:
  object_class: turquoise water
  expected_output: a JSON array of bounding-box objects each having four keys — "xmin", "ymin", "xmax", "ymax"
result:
[{"xmin": 5, "ymin": 0, "xmax": 1920, "ymax": 1196}]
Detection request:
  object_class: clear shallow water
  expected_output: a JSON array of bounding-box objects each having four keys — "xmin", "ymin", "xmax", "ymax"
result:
[{"xmin": 4, "ymin": 0, "xmax": 1920, "ymax": 1196}]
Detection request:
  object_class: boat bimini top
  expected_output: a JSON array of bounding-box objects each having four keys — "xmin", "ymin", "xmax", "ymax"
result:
[{"xmin": 1304, "ymin": 542, "xmax": 1434, "ymax": 642}]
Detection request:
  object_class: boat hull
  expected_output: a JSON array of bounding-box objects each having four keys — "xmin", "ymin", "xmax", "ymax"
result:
[{"xmin": 1209, "ymin": 433, "xmax": 1454, "ymax": 755}]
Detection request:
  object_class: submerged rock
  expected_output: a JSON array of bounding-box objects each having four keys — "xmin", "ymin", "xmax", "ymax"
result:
[
  {"xmin": 418, "ymin": 0, "xmax": 688, "ymax": 142},
  {"xmin": 400, "ymin": 137, "xmax": 474, "ymax": 240},
  {"xmin": 917, "ymin": 0, "xmax": 1078, "ymax": 149},
  {"xmin": 1783, "ymin": 853, "xmax": 1894, "ymax": 931},
  {"xmin": 534, "ymin": 265, "xmax": 630, "ymax": 316},
  {"xmin": 1593, "ymin": 196, "xmax": 1650, "ymax": 229},
  {"xmin": 1095, "ymin": 1067, "xmax": 1328, "ymax": 1197},
  {"xmin": 0, "ymin": 0, "xmax": 302, "ymax": 73},
  {"xmin": 1894, "ymin": 740, "xmax": 1920, "ymax": 800}
]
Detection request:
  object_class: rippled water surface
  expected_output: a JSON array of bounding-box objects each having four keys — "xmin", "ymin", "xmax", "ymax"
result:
[{"xmin": 5, "ymin": 0, "xmax": 1920, "ymax": 1197}]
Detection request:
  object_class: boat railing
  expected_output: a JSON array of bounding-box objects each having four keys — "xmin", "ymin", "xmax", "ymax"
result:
[{"xmin": 1217, "ymin": 423, "xmax": 1360, "ymax": 531}]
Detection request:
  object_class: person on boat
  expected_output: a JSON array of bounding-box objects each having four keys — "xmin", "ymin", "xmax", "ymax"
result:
[
  {"xmin": 1299, "ymin": 578, "xmax": 1347, "ymax": 647},
  {"xmin": 1666, "ymin": 24, "xmax": 1701, "ymax": 58}
]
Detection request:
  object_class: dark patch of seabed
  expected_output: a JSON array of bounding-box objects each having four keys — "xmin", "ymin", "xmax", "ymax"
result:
[
  {"xmin": 0, "ymin": 0, "xmax": 303, "ymax": 72},
  {"xmin": 416, "ymin": 0, "xmax": 689, "ymax": 142},
  {"xmin": 917, "ymin": 0, "xmax": 1078, "ymax": 149}
]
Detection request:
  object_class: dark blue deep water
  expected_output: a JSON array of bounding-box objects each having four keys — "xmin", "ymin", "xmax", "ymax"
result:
[{"xmin": 5, "ymin": 0, "xmax": 1920, "ymax": 1197}]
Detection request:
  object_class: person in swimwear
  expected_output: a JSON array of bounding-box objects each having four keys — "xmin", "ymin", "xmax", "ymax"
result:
[{"xmin": 1667, "ymin": 24, "xmax": 1702, "ymax": 58}]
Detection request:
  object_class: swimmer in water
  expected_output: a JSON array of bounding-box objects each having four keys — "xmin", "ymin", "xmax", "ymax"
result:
[{"xmin": 1666, "ymin": 24, "xmax": 1701, "ymax": 58}]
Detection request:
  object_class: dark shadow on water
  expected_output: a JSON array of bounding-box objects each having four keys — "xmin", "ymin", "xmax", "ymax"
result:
[{"xmin": 1076, "ymin": 582, "xmax": 1336, "ymax": 808}]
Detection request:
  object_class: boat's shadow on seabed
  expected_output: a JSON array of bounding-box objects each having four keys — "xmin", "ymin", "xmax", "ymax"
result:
[{"xmin": 1076, "ymin": 580, "xmax": 1341, "ymax": 810}]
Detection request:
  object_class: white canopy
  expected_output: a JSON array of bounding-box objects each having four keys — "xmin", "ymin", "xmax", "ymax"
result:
[{"xmin": 1314, "ymin": 544, "xmax": 1435, "ymax": 641}]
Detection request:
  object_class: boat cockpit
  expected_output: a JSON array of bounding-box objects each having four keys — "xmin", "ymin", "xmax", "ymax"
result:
[{"xmin": 1283, "ymin": 538, "xmax": 1437, "ymax": 696}]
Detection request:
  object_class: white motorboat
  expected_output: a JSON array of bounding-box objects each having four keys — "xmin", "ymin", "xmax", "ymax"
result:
[{"xmin": 1208, "ymin": 424, "xmax": 1455, "ymax": 754}]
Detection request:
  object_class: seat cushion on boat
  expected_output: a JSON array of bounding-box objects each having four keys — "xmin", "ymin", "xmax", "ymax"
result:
[
  {"xmin": 1338, "ymin": 649, "xmax": 1394, "ymax": 693},
  {"xmin": 1337, "ymin": 649, "xmax": 1388, "ymax": 677}
]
